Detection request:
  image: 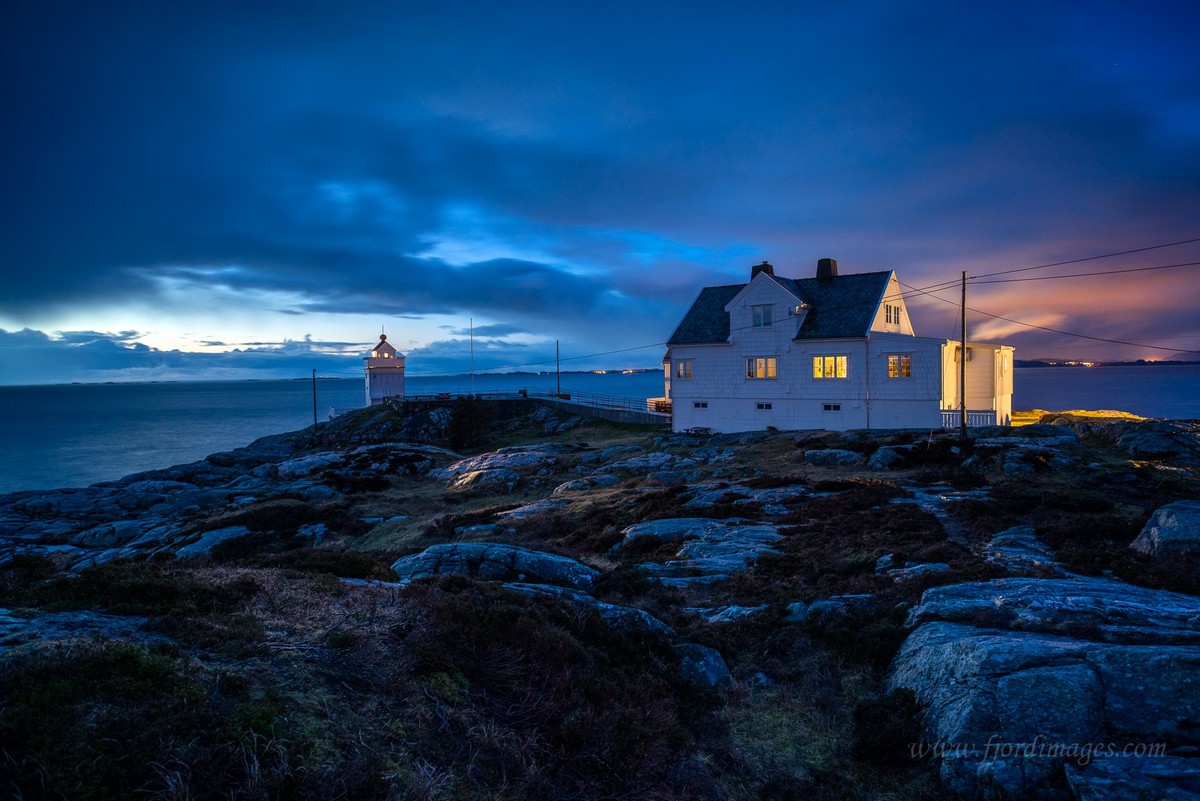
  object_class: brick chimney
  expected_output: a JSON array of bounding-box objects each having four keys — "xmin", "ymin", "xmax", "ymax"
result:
[
  {"xmin": 750, "ymin": 260, "xmax": 775, "ymax": 279},
  {"xmin": 816, "ymin": 258, "xmax": 838, "ymax": 280}
]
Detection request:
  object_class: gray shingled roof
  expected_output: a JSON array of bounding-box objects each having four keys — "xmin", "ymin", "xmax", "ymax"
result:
[
  {"xmin": 666, "ymin": 284, "xmax": 743, "ymax": 345},
  {"xmin": 667, "ymin": 271, "xmax": 892, "ymax": 345}
]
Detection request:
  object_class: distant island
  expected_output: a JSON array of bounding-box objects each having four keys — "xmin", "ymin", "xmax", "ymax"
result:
[{"xmin": 1016, "ymin": 359, "xmax": 1200, "ymax": 368}]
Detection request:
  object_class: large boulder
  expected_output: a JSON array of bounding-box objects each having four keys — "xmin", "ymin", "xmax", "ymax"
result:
[
  {"xmin": 676, "ymin": 643, "xmax": 732, "ymax": 692},
  {"xmin": 890, "ymin": 575, "xmax": 1200, "ymax": 799},
  {"xmin": 1130, "ymin": 500, "xmax": 1200, "ymax": 556},
  {"xmin": 391, "ymin": 542, "xmax": 599, "ymax": 590}
]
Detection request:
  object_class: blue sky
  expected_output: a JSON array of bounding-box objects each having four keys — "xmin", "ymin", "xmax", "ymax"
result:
[{"xmin": 3, "ymin": 1, "xmax": 1199, "ymax": 383}]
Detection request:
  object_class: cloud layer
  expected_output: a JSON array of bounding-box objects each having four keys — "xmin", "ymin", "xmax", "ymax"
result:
[{"xmin": 2, "ymin": 1, "xmax": 1199, "ymax": 383}]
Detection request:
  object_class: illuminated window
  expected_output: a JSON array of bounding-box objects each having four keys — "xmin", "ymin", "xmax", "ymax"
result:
[
  {"xmin": 674, "ymin": 359, "xmax": 693, "ymax": 379},
  {"xmin": 887, "ymin": 354, "xmax": 912, "ymax": 378},
  {"xmin": 752, "ymin": 304, "xmax": 773, "ymax": 327},
  {"xmin": 885, "ymin": 304, "xmax": 902, "ymax": 325},
  {"xmin": 746, "ymin": 357, "xmax": 778, "ymax": 379},
  {"xmin": 812, "ymin": 355, "xmax": 847, "ymax": 379}
]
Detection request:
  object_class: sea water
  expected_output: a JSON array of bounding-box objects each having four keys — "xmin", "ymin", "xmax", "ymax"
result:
[
  {"xmin": 0, "ymin": 372, "xmax": 664, "ymax": 494},
  {"xmin": 1, "ymin": 366, "xmax": 1197, "ymax": 494}
]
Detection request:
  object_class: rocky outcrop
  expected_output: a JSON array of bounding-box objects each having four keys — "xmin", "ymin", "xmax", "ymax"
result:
[
  {"xmin": 1065, "ymin": 755, "xmax": 1200, "ymax": 801},
  {"xmin": 175, "ymin": 525, "xmax": 254, "ymax": 559},
  {"xmin": 390, "ymin": 542, "xmax": 599, "ymax": 590},
  {"xmin": 0, "ymin": 607, "xmax": 170, "ymax": 652},
  {"xmin": 0, "ymin": 439, "xmax": 457, "ymax": 567},
  {"xmin": 612, "ymin": 517, "xmax": 782, "ymax": 587},
  {"xmin": 1130, "ymin": 500, "xmax": 1200, "ymax": 556},
  {"xmin": 446, "ymin": 468, "xmax": 521, "ymax": 492},
  {"xmin": 683, "ymin": 482, "xmax": 806, "ymax": 516},
  {"xmin": 981, "ymin": 525, "xmax": 1067, "ymax": 575},
  {"xmin": 906, "ymin": 575, "xmax": 1200, "ymax": 644},
  {"xmin": 803, "ymin": 448, "xmax": 862, "ymax": 466},
  {"xmin": 430, "ymin": 446, "xmax": 565, "ymax": 480},
  {"xmin": 889, "ymin": 575, "xmax": 1200, "ymax": 799}
]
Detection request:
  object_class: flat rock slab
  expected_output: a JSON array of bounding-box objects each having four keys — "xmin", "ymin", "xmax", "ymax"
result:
[
  {"xmin": 614, "ymin": 517, "xmax": 782, "ymax": 585},
  {"xmin": 982, "ymin": 525, "xmax": 1067, "ymax": 575},
  {"xmin": 496, "ymin": 499, "xmax": 569, "ymax": 519},
  {"xmin": 683, "ymin": 483, "xmax": 807, "ymax": 511},
  {"xmin": 906, "ymin": 575, "xmax": 1200, "ymax": 644},
  {"xmin": 804, "ymin": 449, "xmax": 862, "ymax": 466},
  {"xmin": 595, "ymin": 452, "xmax": 698, "ymax": 474},
  {"xmin": 391, "ymin": 542, "xmax": 598, "ymax": 590},
  {"xmin": 0, "ymin": 607, "xmax": 169, "ymax": 651},
  {"xmin": 1066, "ymin": 755, "xmax": 1200, "ymax": 801},
  {"xmin": 175, "ymin": 525, "xmax": 253, "ymax": 559},
  {"xmin": 430, "ymin": 448, "xmax": 562, "ymax": 480}
]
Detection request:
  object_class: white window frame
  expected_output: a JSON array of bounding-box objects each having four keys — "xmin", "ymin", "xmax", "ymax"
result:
[
  {"xmin": 756, "ymin": 402, "xmax": 773, "ymax": 410},
  {"xmin": 887, "ymin": 354, "xmax": 912, "ymax": 379},
  {"xmin": 693, "ymin": 401, "xmax": 708, "ymax": 409},
  {"xmin": 746, "ymin": 356, "xmax": 778, "ymax": 379},
  {"xmin": 674, "ymin": 359, "xmax": 693, "ymax": 379},
  {"xmin": 812, "ymin": 355, "xmax": 848, "ymax": 379},
  {"xmin": 751, "ymin": 304, "xmax": 774, "ymax": 327}
]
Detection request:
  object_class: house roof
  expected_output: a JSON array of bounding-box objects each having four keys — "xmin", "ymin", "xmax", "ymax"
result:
[
  {"xmin": 666, "ymin": 284, "xmax": 743, "ymax": 345},
  {"xmin": 667, "ymin": 270, "xmax": 893, "ymax": 345}
]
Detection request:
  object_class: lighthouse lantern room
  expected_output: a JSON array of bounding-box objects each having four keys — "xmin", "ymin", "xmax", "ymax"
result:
[{"xmin": 363, "ymin": 333, "xmax": 406, "ymax": 406}]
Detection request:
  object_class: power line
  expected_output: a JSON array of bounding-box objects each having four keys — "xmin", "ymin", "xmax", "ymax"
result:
[
  {"xmin": 970, "ymin": 236, "xmax": 1200, "ymax": 280},
  {"xmin": 971, "ymin": 260, "xmax": 1200, "ymax": 284},
  {"xmin": 898, "ymin": 280, "xmax": 1200, "ymax": 356}
]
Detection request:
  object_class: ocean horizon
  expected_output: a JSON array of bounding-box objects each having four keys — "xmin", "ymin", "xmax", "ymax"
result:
[{"xmin": 1, "ymin": 365, "xmax": 1197, "ymax": 495}]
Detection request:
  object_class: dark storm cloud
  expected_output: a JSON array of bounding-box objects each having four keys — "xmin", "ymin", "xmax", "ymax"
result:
[
  {"xmin": 0, "ymin": 328, "xmax": 366, "ymax": 384},
  {"xmin": 2, "ymin": 0, "xmax": 1198, "ymax": 366}
]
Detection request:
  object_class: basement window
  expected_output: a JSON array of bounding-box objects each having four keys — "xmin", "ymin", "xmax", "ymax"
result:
[
  {"xmin": 823, "ymin": 403, "xmax": 841, "ymax": 412},
  {"xmin": 756, "ymin": 402, "xmax": 772, "ymax": 410},
  {"xmin": 693, "ymin": 401, "xmax": 708, "ymax": 409}
]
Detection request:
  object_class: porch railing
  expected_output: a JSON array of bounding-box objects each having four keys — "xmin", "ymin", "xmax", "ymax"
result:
[{"xmin": 941, "ymin": 410, "xmax": 997, "ymax": 428}]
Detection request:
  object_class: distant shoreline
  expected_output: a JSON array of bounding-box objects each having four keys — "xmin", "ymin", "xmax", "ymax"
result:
[{"xmin": 1016, "ymin": 360, "xmax": 1200, "ymax": 368}]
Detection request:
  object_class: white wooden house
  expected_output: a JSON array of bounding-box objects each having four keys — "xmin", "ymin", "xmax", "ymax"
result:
[{"xmin": 654, "ymin": 259, "xmax": 1013, "ymax": 433}]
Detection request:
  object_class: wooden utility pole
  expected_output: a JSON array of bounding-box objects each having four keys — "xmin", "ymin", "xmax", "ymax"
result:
[
  {"xmin": 312, "ymin": 369, "xmax": 319, "ymax": 431},
  {"xmin": 556, "ymin": 340, "xmax": 561, "ymax": 397},
  {"xmin": 470, "ymin": 318, "xmax": 475, "ymax": 396},
  {"xmin": 960, "ymin": 271, "xmax": 968, "ymax": 443}
]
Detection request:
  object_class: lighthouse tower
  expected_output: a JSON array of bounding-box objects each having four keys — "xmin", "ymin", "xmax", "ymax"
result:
[{"xmin": 363, "ymin": 333, "xmax": 406, "ymax": 406}]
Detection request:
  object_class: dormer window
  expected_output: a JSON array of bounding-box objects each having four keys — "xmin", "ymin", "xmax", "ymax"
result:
[{"xmin": 752, "ymin": 304, "xmax": 773, "ymax": 327}]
